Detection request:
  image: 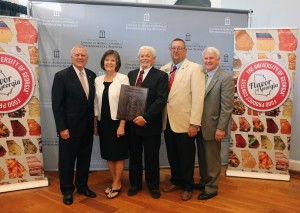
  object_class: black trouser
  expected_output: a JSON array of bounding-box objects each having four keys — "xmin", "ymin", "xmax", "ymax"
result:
[
  {"xmin": 58, "ymin": 133, "xmax": 93, "ymax": 195},
  {"xmin": 164, "ymin": 119, "xmax": 196, "ymax": 191}
]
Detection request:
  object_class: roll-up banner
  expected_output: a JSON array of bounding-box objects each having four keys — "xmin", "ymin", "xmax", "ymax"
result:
[
  {"xmin": 227, "ymin": 28, "xmax": 298, "ymax": 181},
  {"xmin": 0, "ymin": 16, "xmax": 48, "ymax": 192},
  {"xmin": 30, "ymin": 0, "xmax": 249, "ymax": 170}
]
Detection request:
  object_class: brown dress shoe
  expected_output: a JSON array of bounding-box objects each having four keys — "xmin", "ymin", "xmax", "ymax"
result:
[
  {"xmin": 163, "ymin": 184, "xmax": 180, "ymax": 193},
  {"xmin": 181, "ymin": 191, "xmax": 192, "ymax": 201}
]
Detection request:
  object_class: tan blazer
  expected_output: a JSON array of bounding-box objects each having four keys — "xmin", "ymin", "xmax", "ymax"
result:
[{"xmin": 161, "ymin": 59, "xmax": 205, "ymax": 133}]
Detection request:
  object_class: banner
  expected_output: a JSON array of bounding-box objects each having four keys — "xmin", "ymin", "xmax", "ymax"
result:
[
  {"xmin": 0, "ymin": 16, "xmax": 48, "ymax": 192},
  {"xmin": 227, "ymin": 28, "xmax": 298, "ymax": 181},
  {"xmin": 30, "ymin": 1, "xmax": 249, "ymax": 170}
]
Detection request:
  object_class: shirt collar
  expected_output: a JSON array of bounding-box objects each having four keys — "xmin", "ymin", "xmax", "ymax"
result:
[
  {"xmin": 73, "ymin": 65, "xmax": 86, "ymax": 76},
  {"xmin": 140, "ymin": 66, "xmax": 152, "ymax": 74},
  {"xmin": 206, "ymin": 66, "xmax": 219, "ymax": 77}
]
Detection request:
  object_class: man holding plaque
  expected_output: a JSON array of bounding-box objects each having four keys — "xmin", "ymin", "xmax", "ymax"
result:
[{"xmin": 127, "ymin": 46, "xmax": 168, "ymax": 199}]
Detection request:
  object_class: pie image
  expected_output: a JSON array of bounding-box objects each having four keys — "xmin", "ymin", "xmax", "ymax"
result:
[
  {"xmin": 27, "ymin": 119, "xmax": 41, "ymax": 136},
  {"xmin": 256, "ymin": 32, "xmax": 275, "ymax": 51},
  {"xmin": 239, "ymin": 117, "xmax": 251, "ymax": 132},
  {"xmin": 248, "ymin": 135, "xmax": 260, "ymax": 149},
  {"xmin": 282, "ymin": 98, "xmax": 293, "ymax": 117},
  {"xmin": 26, "ymin": 156, "xmax": 44, "ymax": 176},
  {"xmin": 278, "ymin": 29, "xmax": 297, "ymax": 51},
  {"xmin": 265, "ymin": 108, "xmax": 280, "ymax": 117},
  {"xmin": 233, "ymin": 57, "xmax": 242, "ymax": 69},
  {"xmin": 14, "ymin": 18, "xmax": 38, "ymax": 44},
  {"xmin": 8, "ymin": 107, "xmax": 26, "ymax": 118},
  {"xmin": 287, "ymin": 136, "xmax": 291, "ymax": 151},
  {"xmin": 0, "ymin": 19, "xmax": 13, "ymax": 43},
  {"xmin": 241, "ymin": 150, "xmax": 256, "ymax": 168},
  {"xmin": 258, "ymin": 53, "xmax": 267, "ymax": 59},
  {"xmin": 28, "ymin": 46, "xmax": 38, "ymax": 64},
  {"xmin": 28, "ymin": 96, "xmax": 40, "ymax": 117},
  {"xmin": 274, "ymin": 136, "xmax": 286, "ymax": 151},
  {"xmin": 233, "ymin": 97, "xmax": 245, "ymax": 115},
  {"xmin": 228, "ymin": 150, "xmax": 240, "ymax": 167},
  {"xmin": 5, "ymin": 158, "xmax": 26, "ymax": 179},
  {"xmin": 235, "ymin": 30, "xmax": 254, "ymax": 51},
  {"xmin": 280, "ymin": 119, "xmax": 291, "ymax": 134},
  {"xmin": 252, "ymin": 117, "xmax": 265, "ymax": 132},
  {"xmin": 22, "ymin": 139, "xmax": 37, "ymax": 154},
  {"xmin": 231, "ymin": 119, "xmax": 237, "ymax": 131},
  {"xmin": 261, "ymin": 135, "xmax": 272, "ymax": 150},
  {"xmin": 6, "ymin": 140, "xmax": 22, "ymax": 156},
  {"xmin": 258, "ymin": 151, "xmax": 273, "ymax": 170},
  {"xmin": 235, "ymin": 134, "xmax": 247, "ymax": 148},
  {"xmin": 288, "ymin": 53, "xmax": 296, "ymax": 70},
  {"xmin": 0, "ymin": 167, "xmax": 5, "ymax": 181},
  {"xmin": 266, "ymin": 118, "xmax": 278, "ymax": 134},
  {"xmin": 275, "ymin": 152, "xmax": 289, "ymax": 171},
  {"xmin": 10, "ymin": 120, "xmax": 27, "ymax": 137},
  {"xmin": 0, "ymin": 121, "xmax": 10, "ymax": 138},
  {"xmin": 0, "ymin": 145, "xmax": 7, "ymax": 157}
]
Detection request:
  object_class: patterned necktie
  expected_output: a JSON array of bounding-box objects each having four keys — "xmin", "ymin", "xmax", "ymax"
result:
[
  {"xmin": 79, "ymin": 71, "xmax": 89, "ymax": 98},
  {"xmin": 205, "ymin": 72, "xmax": 208, "ymax": 82},
  {"xmin": 168, "ymin": 65, "xmax": 177, "ymax": 91},
  {"xmin": 135, "ymin": 70, "xmax": 144, "ymax": 87}
]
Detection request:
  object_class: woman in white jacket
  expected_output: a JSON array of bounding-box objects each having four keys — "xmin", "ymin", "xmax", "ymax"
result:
[{"xmin": 94, "ymin": 50, "xmax": 129, "ymax": 199}]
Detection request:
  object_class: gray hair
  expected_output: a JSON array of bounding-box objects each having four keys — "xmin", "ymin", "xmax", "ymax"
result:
[
  {"xmin": 138, "ymin": 46, "xmax": 156, "ymax": 57},
  {"xmin": 71, "ymin": 44, "xmax": 88, "ymax": 55},
  {"xmin": 202, "ymin": 47, "xmax": 220, "ymax": 60}
]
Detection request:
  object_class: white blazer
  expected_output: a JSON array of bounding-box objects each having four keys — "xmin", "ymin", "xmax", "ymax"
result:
[{"xmin": 94, "ymin": 72, "xmax": 129, "ymax": 120}]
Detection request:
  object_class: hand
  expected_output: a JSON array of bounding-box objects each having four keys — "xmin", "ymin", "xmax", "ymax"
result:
[
  {"xmin": 117, "ymin": 126, "xmax": 125, "ymax": 138},
  {"xmin": 188, "ymin": 125, "xmax": 198, "ymax": 137},
  {"xmin": 215, "ymin": 129, "xmax": 225, "ymax": 142},
  {"xmin": 133, "ymin": 116, "xmax": 146, "ymax": 126},
  {"xmin": 60, "ymin": 129, "xmax": 70, "ymax": 140}
]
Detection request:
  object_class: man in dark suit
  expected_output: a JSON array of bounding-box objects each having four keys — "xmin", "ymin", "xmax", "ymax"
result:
[
  {"xmin": 127, "ymin": 46, "xmax": 168, "ymax": 199},
  {"xmin": 52, "ymin": 44, "xmax": 97, "ymax": 205},
  {"xmin": 196, "ymin": 47, "xmax": 234, "ymax": 200}
]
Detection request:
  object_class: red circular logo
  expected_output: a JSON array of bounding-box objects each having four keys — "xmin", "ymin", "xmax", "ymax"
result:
[
  {"xmin": 237, "ymin": 59, "xmax": 290, "ymax": 111},
  {"xmin": 0, "ymin": 53, "xmax": 35, "ymax": 113}
]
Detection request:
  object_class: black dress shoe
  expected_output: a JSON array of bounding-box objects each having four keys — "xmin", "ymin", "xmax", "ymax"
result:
[
  {"xmin": 150, "ymin": 189, "xmax": 161, "ymax": 199},
  {"xmin": 63, "ymin": 194, "xmax": 73, "ymax": 205},
  {"xmin": 77, "ymin": 188, "xmax": 97, "ymax": 198},
  {"xmin": 127, "ymin": 186, "xmax": 141, "ymax": 196},
  {"xmin": 198, "ymin": 191, "xmax": 218, "ymax": 200}
]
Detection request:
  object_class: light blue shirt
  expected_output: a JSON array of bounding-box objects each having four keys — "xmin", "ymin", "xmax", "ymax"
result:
[
  {"xmin": 206, "ymin": 67, "xmax": 218, "ymax": 90},
  {"xmin": 171, "ymin": 61, "xmax": 183, "ymax": 78}
]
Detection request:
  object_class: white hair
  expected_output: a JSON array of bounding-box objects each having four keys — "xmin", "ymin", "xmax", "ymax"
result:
[
  {"xmin": 138, "ymin": 46, "xmax": 156, "ymax": 57},
  {"xmin": 202, "ymin": 47, "xmax": 220, "ymax": 59}
]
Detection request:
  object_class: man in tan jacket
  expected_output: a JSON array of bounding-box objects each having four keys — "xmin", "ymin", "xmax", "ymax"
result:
[{"xmin": 161, "ymin": 38, "xmax": 205, "ymax": 201}]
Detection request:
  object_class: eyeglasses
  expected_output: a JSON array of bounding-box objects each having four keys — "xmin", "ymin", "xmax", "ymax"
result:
[{"xmin": 170, "ymin": 46, "xmax": 185, "ymax": 51}]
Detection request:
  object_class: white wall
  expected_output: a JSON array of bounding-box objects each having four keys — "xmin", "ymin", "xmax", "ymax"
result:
[{"xmin": 221, "ymin": 0, "xmax": 300, "ymax": 168}]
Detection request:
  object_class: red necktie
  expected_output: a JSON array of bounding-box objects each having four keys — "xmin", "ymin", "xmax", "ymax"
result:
[
  {"xmin": 135, "ymin": 70, "xmax": 144, "ymax": 87},
  {"xmin": 168, "ymin": 65, "xmax": 177, "ymax": 91}
]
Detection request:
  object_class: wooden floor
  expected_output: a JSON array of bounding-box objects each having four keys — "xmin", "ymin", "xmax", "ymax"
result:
[{"xmin": 1, "ymin": 167, "xmax": 300, "ymax": 213}]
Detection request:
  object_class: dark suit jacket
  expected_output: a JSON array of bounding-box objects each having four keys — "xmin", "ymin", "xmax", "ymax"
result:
[
  {"xmin": 128, "ymin": 67, "xmax": 168, "ymax": 136},
  {"xmin": 52, "ymin": 65, "xmax": 96, "ymax": 137}
]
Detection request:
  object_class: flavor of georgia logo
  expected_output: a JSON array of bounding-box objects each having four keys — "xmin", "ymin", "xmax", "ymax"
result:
[
  {"xmin": 0, "ymin": 52, "xmax": 35, "ymax": 113},
  {"xmin": 237, "ymin": 59, "xmax": 290, "ymax": 111}
]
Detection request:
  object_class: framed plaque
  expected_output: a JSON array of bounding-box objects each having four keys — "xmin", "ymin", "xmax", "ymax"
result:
[{"xmin": 117, "ymin": 85, "xmax": 149, "ymax": 121}]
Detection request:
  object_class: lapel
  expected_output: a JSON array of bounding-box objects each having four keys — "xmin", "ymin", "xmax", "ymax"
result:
[
  {"xmin": 130, "ymin": 69, "xmax": 139, "ymax": 86},
  {"xmin": 69, "ymin": 65, "xmax": 89, "ymax": 100},
  {"xmin": 86, "ymin": 69, "xmax": 94, "ymax": 100},
  {"xmin": 169, "ymin": 59, "xmax": 189, "ymax": 98},
  {"xmin": 205, "ymin": 68, "xmax": 221, "ymax": 97},
  {"xmin": 141, "ymin": 67, "xmax": 156, "ymax": 86}
]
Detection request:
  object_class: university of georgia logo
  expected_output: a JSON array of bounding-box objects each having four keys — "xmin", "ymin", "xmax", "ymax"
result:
[
  {"xmin": 237, "ymin": 59, "xmax": 290, "ymax": 111},
  {"xmin": 0, "ymin": 52, "xmax": 35, "ymax": 113}
]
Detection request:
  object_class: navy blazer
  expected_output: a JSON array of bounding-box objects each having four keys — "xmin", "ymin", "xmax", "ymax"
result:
[
  {"xmin": 52, "ymin": 65, "xmax": 96, "ymax": 137},
  {"xmin": 128, "ymin": 67, "xmax": 168, "ymax": 136}
]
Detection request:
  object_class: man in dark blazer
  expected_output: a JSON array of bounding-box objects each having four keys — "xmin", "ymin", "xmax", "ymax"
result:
[
  {"xmin": 52, "ymin": 44, "xmax": 97, "ymax": 205},
  {"xmin": 196, "ymin": 47, "xmax": 234, "ymax": 200},
  {"xmin": 127, "ymin": 46, "xmax": 168, "ymax": 199}
]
